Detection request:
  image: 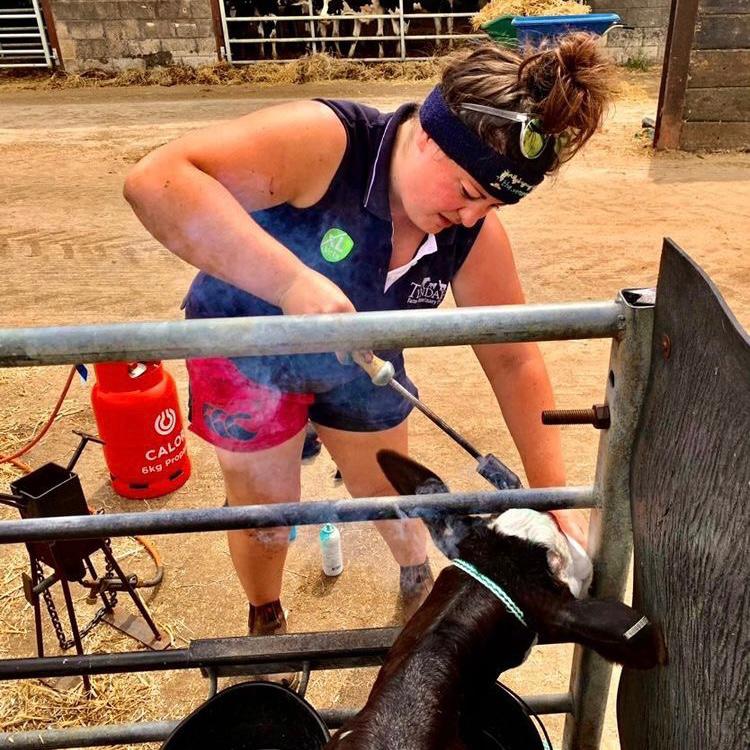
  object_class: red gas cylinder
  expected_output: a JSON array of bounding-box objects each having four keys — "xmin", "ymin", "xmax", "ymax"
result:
[{"xmin": 91, "ymin": 361, "xmax": 191, "ymax": 500}]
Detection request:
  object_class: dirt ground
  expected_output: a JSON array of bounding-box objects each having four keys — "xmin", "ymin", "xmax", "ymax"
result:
[{"xmin": 0, "ymin": 71, "xmax": 748, "ymax": 750}]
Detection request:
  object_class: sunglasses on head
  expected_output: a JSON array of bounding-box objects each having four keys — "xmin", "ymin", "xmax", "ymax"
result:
[{"xmin": 461, "ymin": 103, "xmax": 568, "ymax": 160}]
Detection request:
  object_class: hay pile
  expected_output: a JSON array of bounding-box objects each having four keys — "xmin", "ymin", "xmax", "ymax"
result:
[
  {"xmin": 0, "ymin": 54, "xmax": 443, "ymax": 91},
  {"xmin": 472, "ymin": 0, "xmax": 592, "ymax": 30}
]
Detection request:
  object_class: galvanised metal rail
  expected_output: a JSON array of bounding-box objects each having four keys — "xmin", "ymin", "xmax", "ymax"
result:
[
  {"xmin": 0, "ymin": 294, "xmax": 654, "ymax": 750},
  {"xmin": 0, "ymin": 0, "xmax": 53, "ymax": 69},
  {"xmin": 0, "ymin": 487, "xmax": 594, "ymax": 544},
  {"xmin": 0, "ymin": 695, "xmax": 573, "ymax": 749},
  {"xmin": 0, "ymin": 303, "xmax": 624, "ymax": 367}
]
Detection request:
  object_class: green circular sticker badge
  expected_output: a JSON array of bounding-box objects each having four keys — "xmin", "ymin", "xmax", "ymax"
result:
[{"xmin": 320, "ymin": 228, "xmax": 354, "ymax": 263}]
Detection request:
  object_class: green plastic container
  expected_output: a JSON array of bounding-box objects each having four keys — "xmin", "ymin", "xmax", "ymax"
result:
[{"xmin": 480, "ymin": 15, "xmax": 517, "ymax": 47}]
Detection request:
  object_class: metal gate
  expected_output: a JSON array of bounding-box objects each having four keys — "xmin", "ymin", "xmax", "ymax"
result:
[
  {"xmin": 219, "ymin": 1, "xmax": 486, "ymax": 64},
  {"xmin": 0, "ymin": 289, "xmax": 655, "ymax": 749},
  {"xmin": 0, "ymin": 0, "xmax": 55, "ymax": 69}
]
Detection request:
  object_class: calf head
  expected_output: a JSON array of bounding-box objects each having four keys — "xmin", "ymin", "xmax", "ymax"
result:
[{"xmin": 378, "ymin": 450, "xmax": 667, "ymax": 670}]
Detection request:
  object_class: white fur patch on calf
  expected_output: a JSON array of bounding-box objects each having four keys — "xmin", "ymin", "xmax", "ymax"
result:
[{"xmin": 487, "ymin": 509, "xmax": 593, "ymax": 598}]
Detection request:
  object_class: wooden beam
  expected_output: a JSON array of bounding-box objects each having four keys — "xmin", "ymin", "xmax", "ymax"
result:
[
  {"xmin": 37, "ymin": 0, "xmax": 63, "ymax": 71},
  {"xmin": 208, "ymin": 0, "xmax": 225, "ymax": 61},
  {"xmin": 654, "ymin": 0, "xmax": 702, "ymax": 149},
  {"xmin": 699, "ymin": 0, "xmax": 749, "ymax": 14},
  {"xmin": 685, "ymin": 86, "xmax": 750, "ymax": 121},
  {"xmin": 694, "ymin": 12, "xmax": 750, "ymax": 49},
  {"xmin": 689, "ymin": 50, "xmax": 750, "ymax": 87},
  {"xmin": 680, "ymin": 121, "xmax": 750, "ymax": 149},
  {"xmin": 618, "ymin": 239, "xmax": 750, "ymax": 750}
]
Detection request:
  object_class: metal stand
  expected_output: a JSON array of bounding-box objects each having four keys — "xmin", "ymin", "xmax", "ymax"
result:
[{"xmin": 8, "ymin": 433, "xmax": 166, "ymax": 690}]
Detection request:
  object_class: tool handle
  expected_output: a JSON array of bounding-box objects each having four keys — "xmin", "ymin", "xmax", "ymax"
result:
[{"xmin": 352, "ymin": 352, "xmax": 395, "ymax": 387}]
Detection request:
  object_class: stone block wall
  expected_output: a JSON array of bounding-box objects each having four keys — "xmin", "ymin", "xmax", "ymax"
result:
[
  {"xmin": 592, "ymin": 0, "xmax": 671, "ymax": 65},
  {"xmin": 44, "ymin": 0, "xmax": 672, "ymax": 72},
  {"xmin": 48, "ymin": 0, "xmax": 219, "ymax": 72}
]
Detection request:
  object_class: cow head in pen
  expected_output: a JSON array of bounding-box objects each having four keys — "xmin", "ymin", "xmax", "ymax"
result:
[{"xmin": 377, "ymin": 449, "xmax": 667, "ymax": 669}]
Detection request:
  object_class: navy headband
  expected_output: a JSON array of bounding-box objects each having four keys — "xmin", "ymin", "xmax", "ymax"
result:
[{"xmin": 419, "ymin": 86, "xmax": 545, "ymax": 205}]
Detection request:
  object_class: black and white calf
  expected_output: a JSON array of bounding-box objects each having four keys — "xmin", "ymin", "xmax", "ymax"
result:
[
  {"xmin": 418, "ymin": 0, "xmax": 454, "ymax": 42},
  {"xmin": 344, "ymin": 0, "xmax": 415, "ymax": 59},
  {"xmin": 227, "ymin": 0, "xmax": 281, "ymax": 60},
  {"xmin": 418, "ymin": 0, "xmax": 482, "ymax": 48},
  {"xmin": 312, "ymin": 0, "xmax": 345, "ymax": 56},
  {"xmin": 325, "ymin": 451, "xmax": 666, "ymax": 750}
]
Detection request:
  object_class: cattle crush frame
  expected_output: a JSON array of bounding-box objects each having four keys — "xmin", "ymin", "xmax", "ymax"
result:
[{"xmin": 0, "ymin": 238, "xmax": 746, "ymax": 749}]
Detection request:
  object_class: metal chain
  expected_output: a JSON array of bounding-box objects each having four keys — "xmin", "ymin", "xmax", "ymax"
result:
[
  {"xmin": 35, "ymin": 540, "xmax": 120, "ymax": 651},
  {"xmin": 36, "ymin": 557, "xmax": 70, "ymax": 650},
  {"xmin": 101, "ymin": 537, "xmax": 119, "ymax": 612}
]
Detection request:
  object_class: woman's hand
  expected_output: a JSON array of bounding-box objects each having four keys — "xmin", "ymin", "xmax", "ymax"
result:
[
  {"xmin": 551, "ymin": 508, "xmax": 590, "ymax": 549},
  {"xmin": 277, "ymin": 266, "xmax": 361, "ymax": 364},
  {"xmin": 277, "ymin": 266, "xmax": 356, "ymax": 317}
]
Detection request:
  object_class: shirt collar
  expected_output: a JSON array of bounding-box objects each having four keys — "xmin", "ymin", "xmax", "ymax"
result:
[{"xmin": 363, "ymin": 103, "xmax": 418, "ymax": 222}]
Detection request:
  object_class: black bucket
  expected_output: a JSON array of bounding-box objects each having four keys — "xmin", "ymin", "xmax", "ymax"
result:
[
  {"xmin": 460, "ymin": 682, "xmax": 547, "ymax": 749},
  {"xmin": 162, "ymin": 681, "xmax": 330, "ymax": 750}
]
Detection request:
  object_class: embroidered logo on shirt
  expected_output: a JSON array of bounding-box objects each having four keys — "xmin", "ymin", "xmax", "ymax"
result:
[
  {"xmin": 320, "ymin": 228, "xmax": 355, "ymax": 263},
  {"xmin": 407, "ymin": 276, "xmax": 448, "ymax": 306}
]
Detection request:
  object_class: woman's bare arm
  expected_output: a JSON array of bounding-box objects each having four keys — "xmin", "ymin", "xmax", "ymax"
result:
[
  {"xmin": 123, "ymin": 100, "xmax": 353, "ymax": 314},
  {"xmin": 452, "ymin": 214, "xmax": 588, "ymax": 545}
]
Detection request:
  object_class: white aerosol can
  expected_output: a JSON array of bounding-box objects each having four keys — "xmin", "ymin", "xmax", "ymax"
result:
[{"xmin": 319, "ymin": 523, "xmax": 343, "ymax": 577}]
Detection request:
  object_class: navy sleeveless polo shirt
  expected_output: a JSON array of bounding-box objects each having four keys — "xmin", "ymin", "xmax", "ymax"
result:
[{"xmin": 183, "ymin": 99, "xmax": 485, "ymax": 393}]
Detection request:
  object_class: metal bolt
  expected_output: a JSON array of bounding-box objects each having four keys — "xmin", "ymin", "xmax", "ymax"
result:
[{"xmin": 542, "ymin": 404, "xmax": 611, "ymax": 430}]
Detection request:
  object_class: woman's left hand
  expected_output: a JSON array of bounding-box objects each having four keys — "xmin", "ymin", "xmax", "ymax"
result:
[{"xmin": 551, "ymin": 508, "xmax": 589, "ymax": 549}]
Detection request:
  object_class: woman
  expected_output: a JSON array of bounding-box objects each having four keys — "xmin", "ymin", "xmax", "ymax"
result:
[{"xmin": 124, "ymin": 34, "xmax": 611, "ymax": 647}]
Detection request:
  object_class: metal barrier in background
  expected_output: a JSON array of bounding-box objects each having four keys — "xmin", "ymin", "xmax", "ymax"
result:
[
  {"xmin": 0, "ymin": 0, "xmax": 54, "ymax": 69},
  {"xmin": 0, "ymin": 296, "xmax": 655, "ymax": 750},
  {"xmin": 219, "ymin": 0, "xmax": 486, "ymax": 63}
]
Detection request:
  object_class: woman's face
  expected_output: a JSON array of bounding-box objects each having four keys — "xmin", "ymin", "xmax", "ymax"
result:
[{"xmin": 394, "ymin": 124, "xmax": 503, "ymax": 235}]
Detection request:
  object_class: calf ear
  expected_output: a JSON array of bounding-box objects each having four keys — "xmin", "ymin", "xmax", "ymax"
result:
[
  {"xmin": 376, "ymin": 450, "xmax": 477, "ymax": 558},
  {"xmin": 376, "ymin": 450, "xmax": 448, "ymax": 497},
  {"xmin": 550, "ymin": 598, "xmax": 667, "ymax": 669}
]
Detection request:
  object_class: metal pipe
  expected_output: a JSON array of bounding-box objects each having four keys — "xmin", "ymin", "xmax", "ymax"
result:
[
  {"xmin": 29, "ymin": 0, "xmax": 51, "ymax": 67},
  {"xmin": 228, "ymin": 32, "xmax": 482, "ymax": 44},
  {"xmin": 0, "ymin": 487, "xmax": 594, "ymax": 544},
  {"xmin": 230, "ymin": 55, "xmax": 443, "ymax": 64},
  {"xmin": 383, "ymin": 377, "xmax": 483, "ymax": 459},
  {"xmin": 563, "ymin": 290, "xmax": 655, "ymax": 750},
  {"xmin": 0, "ymin": 303, "xmax": 625, "ymax": 368},
  {"xmin": 398, "ymin": 0, "xmax": 407, "ymax": 60},
  {"xmin": 0, "ymin": 695, "xmax": 572, "ymax": 748},
  {"xmin": 216, "ymin": 0, "xmax": 233, "ymax": 63},
  {"xmin": 226, "ymin": 11, "xmax": 480, "ymax": 21},
  {"xmin": 0, "ymin": 625, "xmax": 570, "ymax": 681}
]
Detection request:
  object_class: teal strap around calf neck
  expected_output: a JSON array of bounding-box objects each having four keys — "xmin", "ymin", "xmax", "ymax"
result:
[{"xmin": 452, "ymin": 558, "xmax": 527, "ymax": 628}]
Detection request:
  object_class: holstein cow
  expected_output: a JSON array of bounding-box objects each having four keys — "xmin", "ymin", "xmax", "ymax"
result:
[
  {"xmin": 325, "ymin": 450, "xmax": 667, "ymax": 750},
  {"xmin": 227, "ymin": 0, "xmax": 282, "ymax": 60},
  {"xmin": 312, "ymin": 0, "xmax": 346, "ymax": 56},
  {"xmin": 418, "ymin": 0, "xmax": 481, "ymax": 49},
  {"xmin": 347, "ymin": 0, "xmax": 415, "ymax": 59}
]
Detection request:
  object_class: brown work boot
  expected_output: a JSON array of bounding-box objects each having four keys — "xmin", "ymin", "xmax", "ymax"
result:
[
  {"xmin": 247, "ymin": 600, "xmax": 300, "ymax": 691},
  {"xmin": 399, "ymin": 559, "xmax": 435, "ymax": 623}
]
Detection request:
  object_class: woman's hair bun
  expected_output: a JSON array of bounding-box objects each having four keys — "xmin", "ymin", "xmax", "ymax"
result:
[
  {"xmin": 519, "ymin": 32, "xmax": 614, "ymax": 157},
  {"xmin": 440, "ymin": 33, "xmax": 614, "ymax": 173}
]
